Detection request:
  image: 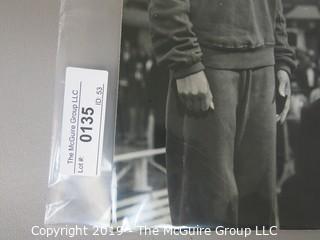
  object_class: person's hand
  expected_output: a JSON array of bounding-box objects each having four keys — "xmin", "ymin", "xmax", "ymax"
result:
[
  {"xmin": 176, "ymin": 71, "xmax": 214, "ymax": 112},
  {"xmin": 276, "ymin": 70, "xmax": 291, "ymax": 124}
]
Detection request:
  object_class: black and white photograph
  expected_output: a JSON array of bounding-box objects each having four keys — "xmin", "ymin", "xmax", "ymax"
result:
[{"xmin": 115, "ymin": 0, "xmax": 320, "ymax": 230}]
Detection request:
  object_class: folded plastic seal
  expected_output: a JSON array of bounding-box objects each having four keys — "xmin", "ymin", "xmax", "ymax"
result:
[{"xmin": 45, "ymin": 0, "xmax": 123, "ymax": 227}]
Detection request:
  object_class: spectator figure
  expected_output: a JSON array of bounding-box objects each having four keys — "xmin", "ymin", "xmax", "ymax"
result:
[
  {"xmin": 286, "ymin": 82, "xmax": 308, "ymax": 163},
  {"xmin": 117, "ymin": 40, "xmax": 134, "ymax": 143},
  {"xmin": 310, "ymin": 76, "xmax": 320, "ymax": 104},
  {"xmin": 279, "ymin": 99, "xmax": 320, "ymax": 229},
  {"xmin": 146, "ymin": 60, "xmax": 170, "ymax": 167},
  {"xmin": 127, "ymin": 49, "xmax": 149, "ymax": 145},
  {"xmin": 295, "ymin": 51, "xmax": 314, "ymax": 96}
]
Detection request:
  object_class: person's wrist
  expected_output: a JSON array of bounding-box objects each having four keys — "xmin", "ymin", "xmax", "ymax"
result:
[
  {"xmin": 276, "ymin": 64, "xmax": 292, "ymax": 79},
  {"xmin": 172, "ymin": 62, "xmax": 205, "ymax": 80}
]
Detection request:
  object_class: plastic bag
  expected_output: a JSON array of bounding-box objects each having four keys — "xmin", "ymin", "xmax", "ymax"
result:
[{"xmin": 45, "ymin": 0, "xmax": 123, "ymax": 227}]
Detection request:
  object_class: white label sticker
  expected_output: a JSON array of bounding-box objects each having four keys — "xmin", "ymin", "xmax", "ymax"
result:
[{"xmin": 59, "ymin": 67, "xmax": 108, "ymax": 177}]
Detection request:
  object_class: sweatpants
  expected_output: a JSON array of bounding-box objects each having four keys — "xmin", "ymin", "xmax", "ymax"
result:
[{"xmin": 165, "ymin": 66, "xmax": 277, "ymax": 228}]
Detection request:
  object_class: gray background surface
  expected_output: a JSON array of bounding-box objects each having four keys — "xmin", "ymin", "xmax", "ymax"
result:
[{"xmin": 0, "ymin": 0, "xmax": 319, "ymax": 239}]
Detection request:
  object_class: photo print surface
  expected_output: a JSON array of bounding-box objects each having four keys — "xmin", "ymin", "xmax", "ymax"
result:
[{"xmin": 114, "ymin": 0, "xmax": 320, "ymax": 230}]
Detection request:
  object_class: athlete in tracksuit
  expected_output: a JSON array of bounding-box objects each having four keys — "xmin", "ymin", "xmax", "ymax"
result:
[{"xmin": 149, "ymin": 0, "xmax": 296, "ymax": 228}]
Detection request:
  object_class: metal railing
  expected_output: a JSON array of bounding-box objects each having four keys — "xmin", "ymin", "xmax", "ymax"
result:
[
  {"xmin": 114, "ymin": 148, "xmax": 170, "ymax": 226},
  {"xmin": 114, "ymin": 147, "xmax": 166, "ymax": 191}
]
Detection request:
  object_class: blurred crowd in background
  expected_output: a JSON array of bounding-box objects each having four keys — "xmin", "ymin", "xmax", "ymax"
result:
[{"xmin": 116, "ymin": 40, "xmax": 168, "ymax": 154}]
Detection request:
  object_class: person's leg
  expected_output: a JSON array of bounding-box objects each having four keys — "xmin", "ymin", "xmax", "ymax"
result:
[
  {"xmin": 234, "ymin": 66, "xmax": 277, "ymax": 228},
  {"xmin": 166, "ymin": 69, "xmax": 241, "ymax": 227},
  {"xmin": 165, "ymin": 75, "xmax": 185, "ymax": 225}
]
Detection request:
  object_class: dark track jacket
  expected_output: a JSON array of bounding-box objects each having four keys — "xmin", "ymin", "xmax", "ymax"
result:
[{"xmin": 149, "ymin": 0, "xmax": 296, "ymax": 79}]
